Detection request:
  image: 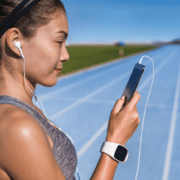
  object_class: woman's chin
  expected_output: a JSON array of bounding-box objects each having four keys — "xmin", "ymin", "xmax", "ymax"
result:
[{"xmin": 41, "ymin": 77, "xmax": 58, "ymax": 87}]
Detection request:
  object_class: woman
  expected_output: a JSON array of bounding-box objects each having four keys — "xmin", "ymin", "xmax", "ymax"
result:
[{"xmin": 0, "ymin": 0, "xmax": 141, "ymax": 179}]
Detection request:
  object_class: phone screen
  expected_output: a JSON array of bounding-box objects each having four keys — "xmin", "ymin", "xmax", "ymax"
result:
[{"xmin": 122, "ymin": 63, "xmax": 145, "ymax": 108}]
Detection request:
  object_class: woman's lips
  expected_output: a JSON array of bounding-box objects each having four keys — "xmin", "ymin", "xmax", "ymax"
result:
[{"xmin": 55, "ymin": 69, "xmax": 61, "ymax": 74}]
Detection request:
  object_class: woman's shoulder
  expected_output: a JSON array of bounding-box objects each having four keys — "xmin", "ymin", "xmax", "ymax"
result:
[
  {"xmin": 0, "ymin": 104, "xmax": 41, "ymax": 133},
  {"xmin": 0, "ymin": 104, "xmax": 47, "ymax": 148}
]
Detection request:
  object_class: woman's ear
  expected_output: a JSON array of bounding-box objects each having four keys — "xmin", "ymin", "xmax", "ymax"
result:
[{"xmin": 5, "ymin": 27, "xmax": 22, "ymax": 58}]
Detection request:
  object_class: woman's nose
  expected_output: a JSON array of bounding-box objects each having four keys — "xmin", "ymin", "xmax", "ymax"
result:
[{"xmin": 60, "ymin": 44, "xmax": 70, "ymax": 62}]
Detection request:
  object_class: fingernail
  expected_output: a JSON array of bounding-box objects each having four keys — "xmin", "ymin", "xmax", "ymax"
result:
[{"xmin": 122, "ymin": 96, "xmax": 125, "ymax": 99}]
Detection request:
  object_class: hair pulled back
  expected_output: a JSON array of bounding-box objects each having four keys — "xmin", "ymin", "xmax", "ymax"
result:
[{"xmin": 0, "ymin": 0, "xmax": 66, "ymax": 60}]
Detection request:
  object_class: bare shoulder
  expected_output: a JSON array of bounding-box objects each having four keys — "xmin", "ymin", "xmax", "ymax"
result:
[
  {"xmin": 0, "ymin": 105, "xmax": 45, "ymax": 139},
  {"xmin": 0, "ymin": 106, "xmax": 48, "ymax": 162},
  {"xmin": 3, "ymin": 106, "xmax": 46, "ymax": 139},
  {"xmin": 0, "ymin": 106, "xmax": 65, "ymax": 180}
]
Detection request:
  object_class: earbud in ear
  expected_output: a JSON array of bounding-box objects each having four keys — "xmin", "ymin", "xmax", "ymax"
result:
[
  {"xmin": 14, "ymin": 41, "xmax": 21, "ymax": 49},
  {"xmin": 14, "ymin": 41, "xmax": 24, "ymax": 59}
]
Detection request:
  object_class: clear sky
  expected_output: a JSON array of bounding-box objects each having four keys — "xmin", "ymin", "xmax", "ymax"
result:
[{"xmin": 62, "ymin": 0, "xmax": 180, "ymax": 44}]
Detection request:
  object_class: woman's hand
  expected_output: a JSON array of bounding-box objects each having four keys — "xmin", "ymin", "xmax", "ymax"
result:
[{"xmin": 106, "ymin": 91, "xmax": 141, "ymax": 146}]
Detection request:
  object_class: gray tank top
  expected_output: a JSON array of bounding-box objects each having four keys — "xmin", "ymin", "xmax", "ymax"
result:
[{"xmin": 0, "ymin": 95, "xmax": 77, "ymax": 180}]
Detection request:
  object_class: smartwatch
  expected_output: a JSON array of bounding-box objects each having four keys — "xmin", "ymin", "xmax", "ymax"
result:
[{"xmin": 100, "ymin": 141, "xmax": 129, "ymax": 163}]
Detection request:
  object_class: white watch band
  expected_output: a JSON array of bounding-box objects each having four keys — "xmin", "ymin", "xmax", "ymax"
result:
[{"xmin": 100, "ymin": 141, "xmax": 128, "ymax": 163}]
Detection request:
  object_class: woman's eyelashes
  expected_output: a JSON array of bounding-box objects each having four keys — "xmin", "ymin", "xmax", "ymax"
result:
[{"xmin": 58, "ymin": 41, "xmax": 63, "ymax": 45}]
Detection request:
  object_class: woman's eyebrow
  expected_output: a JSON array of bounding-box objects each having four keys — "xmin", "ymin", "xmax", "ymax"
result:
[{"xmin": 56, "ymin": 30, "xmax": 68, "ymax": 39}]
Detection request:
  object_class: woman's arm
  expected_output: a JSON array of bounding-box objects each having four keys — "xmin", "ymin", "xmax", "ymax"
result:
[
  {"xmin": 90, "ymin": 153, "xmax": 118, "ymax": 180},
  {"xmin": 91, "ymin": 91, "xmax": 141, "ymax": 180}
]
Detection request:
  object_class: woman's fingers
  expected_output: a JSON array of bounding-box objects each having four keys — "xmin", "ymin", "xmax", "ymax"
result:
[{"xmin": 107, "ymin": 91, "xmax": 141, "ymax": 145}]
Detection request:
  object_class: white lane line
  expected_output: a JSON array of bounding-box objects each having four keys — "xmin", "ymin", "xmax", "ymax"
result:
[
  {"xmin": 162, "ymin": 52, "xmax": 180, "ymax": 180},
  {"xmin": 77, "ymin": 121, "xmax": 108, "ymax": 158},
  {"xmin": 49, "ymin": 71, "xmax": 130, "ymax": 120},
  {"xmin": 77, "ymin": 48, "xmax": 177, "ymax": 159}
]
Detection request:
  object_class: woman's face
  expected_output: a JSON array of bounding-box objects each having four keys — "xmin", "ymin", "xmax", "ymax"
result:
[{"xmin": 23, "ymin": 10, "xmax": 69, "ymax": 87}]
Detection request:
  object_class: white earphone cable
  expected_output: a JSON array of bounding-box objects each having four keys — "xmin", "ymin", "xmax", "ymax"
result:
[{"xmin": 135, "ymin": 55, "xmax": 154, "ymax": 180}]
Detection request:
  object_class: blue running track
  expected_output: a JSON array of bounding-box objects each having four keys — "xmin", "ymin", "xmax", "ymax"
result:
[{"xmin": 33, "ymin": 45, "xmax": 180, "ymax": 180}]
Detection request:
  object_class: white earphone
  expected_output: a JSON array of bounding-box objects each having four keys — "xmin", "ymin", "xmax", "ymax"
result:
[
  {"xmin": 14, "ymin": 41, "xmax": 21, "ymax": 49},
  {"xmin": 14, "ymin": 41, "xmax": 25, "ymax": 60}
]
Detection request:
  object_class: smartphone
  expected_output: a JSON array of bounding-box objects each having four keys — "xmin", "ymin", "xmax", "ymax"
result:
[{"xmin": 121, "ymin": 63, "xmax": 145, "ymax": 109}]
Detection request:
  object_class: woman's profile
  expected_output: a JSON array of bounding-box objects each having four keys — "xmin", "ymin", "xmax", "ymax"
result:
[{"xmin": 0, "ymin": 1, "xmax": 141, "ymax": 179}]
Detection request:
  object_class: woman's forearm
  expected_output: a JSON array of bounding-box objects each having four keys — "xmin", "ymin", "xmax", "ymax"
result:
[
  {"xmin": 90, "ymin": 91, "xmax": 141, "ymax": 179},
  {"xmin": 90, "ymin": 153, "xmax": 118, "ymax": 180}
]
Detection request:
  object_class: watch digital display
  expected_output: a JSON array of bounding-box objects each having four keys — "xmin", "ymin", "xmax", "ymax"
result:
[{"xmin": 114, "ymin": 145, "xmax": 128, "ymax": 162}]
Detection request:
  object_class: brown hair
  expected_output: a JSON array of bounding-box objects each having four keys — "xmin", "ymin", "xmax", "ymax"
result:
[{"xmin": 0, "ymin": 0, "xmax": 66, "ymax": 60}]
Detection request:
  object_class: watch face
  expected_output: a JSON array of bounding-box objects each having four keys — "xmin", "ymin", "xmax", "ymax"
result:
[{"xmin": 114, "ymin": 145, "xmax": 128, "ymax": 162}]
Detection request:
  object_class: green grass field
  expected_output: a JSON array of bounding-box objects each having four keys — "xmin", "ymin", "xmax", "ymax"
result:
[{"xmin": 61, "ymin": 45, "xmax": 158, "ymax": 75}]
